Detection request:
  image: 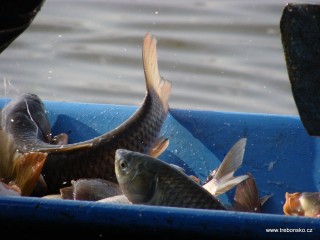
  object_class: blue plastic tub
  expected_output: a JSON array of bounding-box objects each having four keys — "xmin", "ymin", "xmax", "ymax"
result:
[{"xmin": 0, "ymin": 98, "xmax": 319, "ymax": 239}]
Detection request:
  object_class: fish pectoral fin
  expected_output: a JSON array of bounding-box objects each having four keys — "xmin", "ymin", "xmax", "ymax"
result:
[
  {"xmin": 131, "ymin": 166, "xmax": 142, "ymax": 182},
  {"xmin": 260, "ymin": 194, "xmax": 273, "ymax": 207},
  {"xmin": 149, "ymin": 136, "xmax": 169, "ymax": 158},
  {"xmin": 189, "ymin": 175, "xmax": 201, "ymax": 184},
  {"xmin": 51, "ymin": 133, "xmax": 68, "ymax": 145},
  {"xmin": 60, "ymin": 185, "xmax": 74, "ymax": 199},
  {"xmin": 146, "ymin": 175, "xmax": 160, "ymax": 205}
]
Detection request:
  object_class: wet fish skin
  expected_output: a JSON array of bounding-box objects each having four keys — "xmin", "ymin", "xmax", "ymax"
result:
[
  {"xmin": 1, "ymin": 93, "xmax": 89, "ymax": 152},
  {"xmin": 0, "ymin": 182, "xmax": 21, "ymax": 196},
  {"xmin": 60, "ymin": 178, "xmax": 122, "ymax": 201},
  {"xmin": 1, "ymin": 32, "xmax": 171, "ymax": 194},
  {"xmin": 97, "ymin": 194, "xmax": 131, "ymax": 204},
  {"xmin": 283, "ymin": 192, "xmax": 320, "ymax": 217},
  {"xmin": 1, "ymin": 93, "xmax": 52, "ymax": 151},
  {"xmin": 115, "ymin": 149, "xmax": 226, "ymax": 210}
]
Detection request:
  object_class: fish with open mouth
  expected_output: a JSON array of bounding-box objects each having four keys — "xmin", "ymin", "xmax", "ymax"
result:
[
  {"xmin": 283, "ymin": 192, "xmax": 320, "ymax": 218},
  {"xmin": 1, "ymin": 32, "xmax": 171, "ymax": 194},
  {"xmin": 115, "ymin": 148, "xmax": 226, "ymax": 210}
]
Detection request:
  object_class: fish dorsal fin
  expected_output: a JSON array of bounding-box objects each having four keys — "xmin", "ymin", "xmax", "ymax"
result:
[
  {"xmin": 202, "ymin": 138, "xmax": 249, "ymax": 196},
  {"xmin": 142, "ymin": 32, "xmax": 171, "ymax": 112}
]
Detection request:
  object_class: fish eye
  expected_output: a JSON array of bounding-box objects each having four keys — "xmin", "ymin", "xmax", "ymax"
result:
[{"xmin": 120, "ymin": 160, "xmax": 128, "ymax": 170}]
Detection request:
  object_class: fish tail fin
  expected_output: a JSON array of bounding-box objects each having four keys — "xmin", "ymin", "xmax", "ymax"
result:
[
  {"xmin": 0, "ymin": 128, "xmax": 47, "ymax": 196},
  {"xmin": 0, "ymin": 128, "xmax": 18, "ymax": 178},
  {"xmin": 203, "ymin": 138, "xmax": 249, "ymax": 196},
  {"xmin": 143, "ymin": 32, "xmax": 171, "ymax": 112},
  {"xmin": 233, "ymin": 172, "xmax": 261, "ymax": 212},
  {"xmin": 13, "ymin": 152, "xmax": 47, "ymax": 196},
  {"xmin": 233, "ymin": 172, "xmax": 272, "ymax": 213},
  {"xmin": 215, "ymin": 138, "xmax": 247, "ymax": 180},
  {"xmin": 212, "ymin": 175, "xmax": 249, "ymax": 196}
]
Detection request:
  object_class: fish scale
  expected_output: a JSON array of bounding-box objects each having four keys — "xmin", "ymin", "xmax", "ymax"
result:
[
  {"xmin": 115, "ymin": 149, "xmax": 226, "ymax": 210},
  {"xmin": 152, "ymin": 163, "xmax": 225, "ymax": 210},
  {"xmin": 42, "ymin": 105, "xmax": 164, "ymax": 193},
  {"xmin": 42, "ymin": 33, "xmax": 170, "ymax": 194},
  {"xmin": 2, "ymin": 32, "xmax": 171, "ymax": 195}
]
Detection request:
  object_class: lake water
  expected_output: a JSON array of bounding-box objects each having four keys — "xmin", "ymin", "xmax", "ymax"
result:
[{"xmin": 0, "ymin": 0, "xmax": 312, "ymax": 115}]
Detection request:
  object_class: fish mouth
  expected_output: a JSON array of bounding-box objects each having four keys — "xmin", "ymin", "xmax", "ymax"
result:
[{"xmin": 283, "ymin": 192, "xmax": 305, "ymax": 216}]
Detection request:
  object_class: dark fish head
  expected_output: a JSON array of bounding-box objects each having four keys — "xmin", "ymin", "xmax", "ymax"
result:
[
  {"xmin": 115, "ymin": 149, "xmax": 157, "ymax": 204},
  {"xmin": 2, "ymin": 93, "xmax": 52, "ymax": 143}
]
